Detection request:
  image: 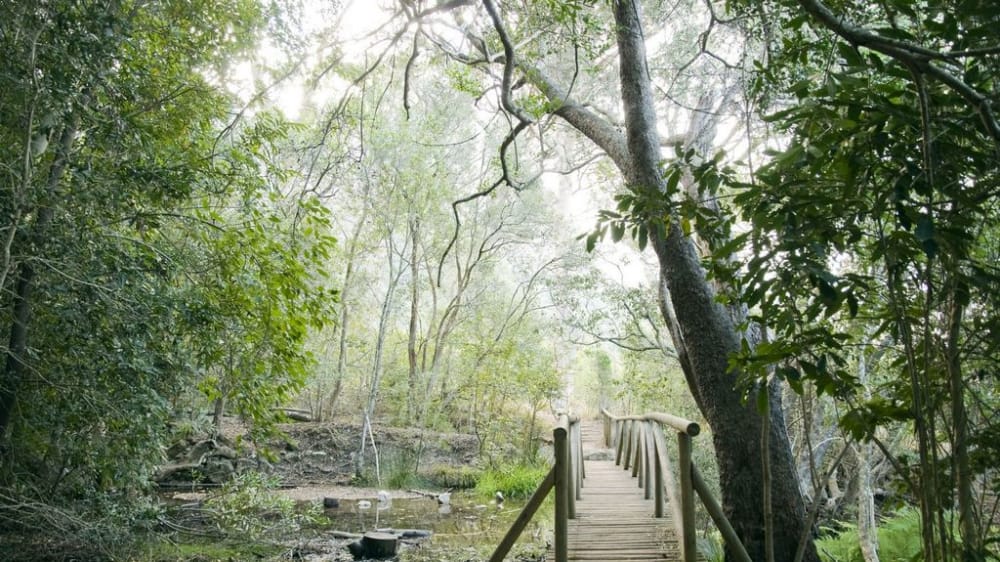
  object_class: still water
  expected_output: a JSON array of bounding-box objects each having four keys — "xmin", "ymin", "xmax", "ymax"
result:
[{"xmin": 316, "ymin": 492, "xmax": 552, "ymax": 551}]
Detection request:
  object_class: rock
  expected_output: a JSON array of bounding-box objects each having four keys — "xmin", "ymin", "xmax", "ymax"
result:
[
  {"xmin": 323, "ymin": 497, "xmax": 340, "ymax": 509},
  {"xmin": 202, "ymin": 458, "xmax": 235, "ymax": 483}
]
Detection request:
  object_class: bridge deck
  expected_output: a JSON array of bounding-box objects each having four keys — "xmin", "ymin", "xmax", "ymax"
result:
[{"xmin": 546, "ymin": 422, "xmax": 680, "ymax": 562}]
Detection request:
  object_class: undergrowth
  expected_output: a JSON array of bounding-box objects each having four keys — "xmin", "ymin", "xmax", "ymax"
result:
[
  {"xmin": 475, "ymin": 463, "xmax": 549, "ymax": 499},
  {"xmin": 816, "ymin": 506, "xmax": 924, "ymax": 562}
]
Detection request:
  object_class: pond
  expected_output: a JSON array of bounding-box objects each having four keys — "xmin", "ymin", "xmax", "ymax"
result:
[{"xmin": 314, "ymin": 491, "xmax": 553, "ymax": 553}]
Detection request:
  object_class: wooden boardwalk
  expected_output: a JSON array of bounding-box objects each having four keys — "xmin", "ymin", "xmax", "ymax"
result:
[{"xmin": 546, "ymin": 421, "xmax": 680, "ymax": 562}]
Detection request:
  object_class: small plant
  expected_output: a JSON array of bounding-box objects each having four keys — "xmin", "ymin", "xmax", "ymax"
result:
[
  {"xmin": 203, "ymin": 471, "xmax": 317, "ymax": 540},
  {"xmin": 697, "ymin": 530, "xmax": 725, "ymax": 562}
]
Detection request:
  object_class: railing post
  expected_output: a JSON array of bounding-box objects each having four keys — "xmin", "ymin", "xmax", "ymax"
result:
[
  {"xmin": 567, "ymin": 421, "xmax": 577, "ymax": 519},
  {"xmin": 653, "ymin": 426, "xmax": 664, "ymax": 518},
  {"xmin": 622, "ymin": 419, "xmax": 633, "ymax": 471},
  {"xmin": 632, "ymin": 422, "xmax": 642, "ymax": 479},
  {"xmin": 643, "ymin": 422, "xmax": 654, "ymax": 499},
  {"xmin": 575, "ymin": 420, "xmax": 585, "ymax": 485},
  {"xmin": 678, "ymin": 431, "xmax": 697, "ymax": 562},
  {"xmin": 554, "ymin": 415, "xmax": 569, "ymax": 562},
  {"xmin": 614, "ymin": 419, "xmax": 623, "ymax": 465}
]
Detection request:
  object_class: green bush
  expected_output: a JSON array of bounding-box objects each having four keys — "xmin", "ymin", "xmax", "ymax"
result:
[
  {"xmin": 203, "ymin": 471, "xmax": 318, "ymax": 540},
  {"xmin": 816, "ymin": 507, "xmax": 923, "ymax": 562},
  {"xmin": 475, "ymin": 463, "xmax": 549, "ymax": 499}
]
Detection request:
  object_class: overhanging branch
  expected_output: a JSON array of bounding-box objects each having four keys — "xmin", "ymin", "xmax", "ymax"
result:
[{"xmin": 797, "ymin": 0, "xmax": 1000, "ymax": 144}]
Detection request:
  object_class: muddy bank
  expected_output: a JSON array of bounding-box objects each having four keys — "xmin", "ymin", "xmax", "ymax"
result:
[
  {"xmin": 159, "ymin": 419, "xmax": 484, "ymax": 499},
  {"xmin": 266, "ymin": 421, "xmax": 481, "ymax": 487}
]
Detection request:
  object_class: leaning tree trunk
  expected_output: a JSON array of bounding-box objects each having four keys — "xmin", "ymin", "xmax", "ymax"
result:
[{"xmin": 611, "ymin": 2, "xmax": 816, "ymax": 560}]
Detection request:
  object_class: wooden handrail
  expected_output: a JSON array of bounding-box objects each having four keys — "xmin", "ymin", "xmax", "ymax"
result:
[
  {"xmin": 600, "ymin": 408, "xmax": 749, "ymax": 562},
  {"xmin": 490, "ymin": 414, "xmax": 582, "ymax": 562},
  {"xmin": 487, "ymin": 467, "xmax": 555, "ymax": 562},
  {"xmin": 601, "ymin": 407, "xmax": 700, "ymax": 436}
]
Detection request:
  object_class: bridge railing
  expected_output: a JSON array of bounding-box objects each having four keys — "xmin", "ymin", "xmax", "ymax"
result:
[
  {"xmin": 488, "ymin": 413, "xmax": 582, "ymax": 562},
  {"xmin": 601, "ymin": 408, "xmax": 752, "ymax": 562}
]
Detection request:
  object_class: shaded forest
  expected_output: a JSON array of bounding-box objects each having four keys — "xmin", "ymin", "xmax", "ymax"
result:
[{"xmin": 1, "ymin": 0, "xmax": 998, "ymax": 561}]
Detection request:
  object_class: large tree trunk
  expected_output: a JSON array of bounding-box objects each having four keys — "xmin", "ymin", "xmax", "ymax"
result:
[{"xmin": 611, "ymin": 2, "xmax": 816, "ymax": 560}]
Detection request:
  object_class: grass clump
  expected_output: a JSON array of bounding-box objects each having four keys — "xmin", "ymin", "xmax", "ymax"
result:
[
  {"xmin": 139, "ymin": 538, "xmax": 282, "ymax": 561},
  {"xmin": 425, "ymin": 463, "xmax": 481, "ymax": 489},
  {"xmin": 475, "ymin": 463, "xmax": 549, "ymax": 499}
]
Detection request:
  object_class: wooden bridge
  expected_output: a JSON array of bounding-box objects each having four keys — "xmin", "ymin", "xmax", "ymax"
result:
[{"xmin": 488, "ymin": 410, "xmax": 751, "ymax": 562}]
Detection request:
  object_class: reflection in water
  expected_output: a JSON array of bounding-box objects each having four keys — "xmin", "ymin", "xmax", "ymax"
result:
[{"xmin": 316, "ymin": 492, "xmax": 551, "ymax": 550}]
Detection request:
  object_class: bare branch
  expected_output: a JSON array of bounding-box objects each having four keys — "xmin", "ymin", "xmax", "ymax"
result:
[
  {"xmin": 482, "ymin": 0, "xmax": 535, "ymax": 125},
  {"xmin": 403, "ymin": 28, "xmax": 420, "ymax": 120}
]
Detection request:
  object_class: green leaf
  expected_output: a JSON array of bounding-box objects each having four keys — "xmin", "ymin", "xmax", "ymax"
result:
[{"xmin": 610, "ymin": 222, "xmax": 625, "ymax": 242}]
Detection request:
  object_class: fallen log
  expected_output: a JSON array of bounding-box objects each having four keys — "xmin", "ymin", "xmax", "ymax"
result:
[
  {"xmin": 330, "ymin": 530, "xmax": 362, "ymax": 540},
  {"xmin": 273, "ymin": 408, "xmax": 313, "ymax": 422},
  {"xmin": 375, "ymin": 528, "xmax": 432, "ymax": 539}
]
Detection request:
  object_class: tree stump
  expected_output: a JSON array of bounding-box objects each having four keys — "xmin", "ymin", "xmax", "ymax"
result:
[{"xmin": 361, "ymin": 531, "xmax": 397, "ymax": 559}]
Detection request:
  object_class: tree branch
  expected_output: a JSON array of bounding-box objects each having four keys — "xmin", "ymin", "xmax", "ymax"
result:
[{"xmin": 796, "ymin": 0, "xmax": 1000, "ymax": 144}]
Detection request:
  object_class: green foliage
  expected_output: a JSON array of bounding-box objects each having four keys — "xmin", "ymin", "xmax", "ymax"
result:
[
  {"xmin": 0, "ymin": 1, "xmax": 337, "ymax": 558},
  {"xmin": 0, "ymin": 0, "xmax": 270, "ymax": 501},
  {"xmin": 582, "ymin": 147, "xmax": 737, "ymax": 255},
  {"xmin": 717, "ymin": 0, "xmax": 1000, "ymax": 558},
  {"xmin": 697, "ymin": 530, "xmax": 726, "ymax": 562},
  {"xmin": 204, "ymin": 471, "xmax": 319, "ymax": 540},
  {"xmin": 474, "ymin": 462, "xmax": 549, "ymax": 500},
  {"xmin": 816, "ymin": 507, "xmax": 924, "ymax": 562}
]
